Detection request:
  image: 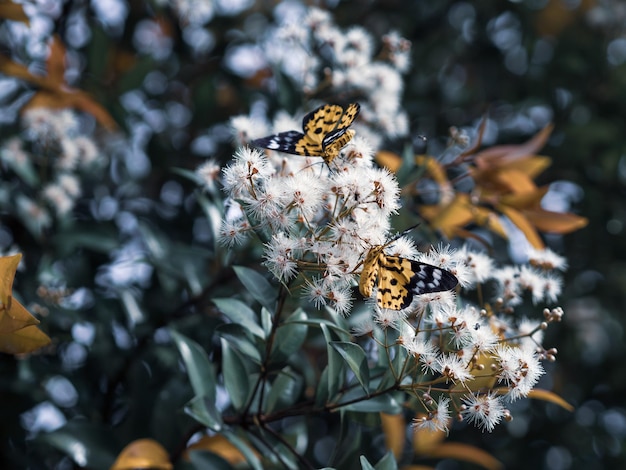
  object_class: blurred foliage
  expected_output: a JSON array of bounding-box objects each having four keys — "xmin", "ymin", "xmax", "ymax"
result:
[{"xmin": 0, "ymin": 0, "xmax": 624, "ymax": 469}]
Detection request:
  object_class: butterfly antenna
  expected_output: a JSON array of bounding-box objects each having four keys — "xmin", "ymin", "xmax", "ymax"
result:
[{"xmin": 386, "ymin": 223, "xmax": 422, "ymax": 246}]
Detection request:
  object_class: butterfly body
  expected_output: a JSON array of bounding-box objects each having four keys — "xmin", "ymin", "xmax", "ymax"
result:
[
  {"xmin": 359, "ymin": 246, "xmax": 458, "ymax": 310},
  {"xmin": 251, "ymin": 103, "xmax": 360, "ymax": 165}
]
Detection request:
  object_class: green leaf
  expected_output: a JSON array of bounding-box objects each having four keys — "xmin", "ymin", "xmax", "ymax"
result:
[
  {"xmin": 223, "ymin": 430, "xmax": 263, "ymax": 470},
  {"xmin": 37, "ymin": 422, "xmax": 117, "ymax": 468},
  {"xmin": 170, "ymin": 330, "xmax": 216, "ymax": 401},
  {"xmin": 270, "ymin": 310, "xmax": 308, "ymax": 363},
  {"xmin": 340, "ymin": 394, "xmax": 402, "ymax": 414},
  {"xmin": 321, "ymin": 323, "xmax": 344, "ymax": 400},
  {"xmin": 374, "ymin": 451, "xmax": 398, "ymax": 470},
  {"xmin": 315, "ymin": 365, "xmax": 330, "ymax": 407},
  {"xmin": 221, "ymin": 338, "xmax": 250, "ymax": 410},
  {"xmin": 360, "ymin": 456, "xmax": 376, "ymax": 470},
  {"xmin": 217, "ymin": 323, "xmax": 262, "ymax": 363},
  {"xmin": 261, "ymin": 307, "xmax": 272, "ymax": 336},
  {"xmin": 189, "ymin": 450, "xmax": 234, "ymax": 470},
  {"xmin": 287, "ymin": 318, "xmax": 352, "ymax": 337},
  {"xmin": 265, "ymin": 367, "xmax": 303, "ymax": 413},
  {"xmin": 331, "ymin": 341, "xmax": 370, "ymax": 394},
  {"xmin": 212, "ymin": 298, "xmax": 265, "ymax": 338},
  {"xmin": 233, "ymin": 265, "xmax": 277, "ymax": 312},
  {"xmin": 184, "ymin": 395, "xmax": 223, "ymax": 431}
]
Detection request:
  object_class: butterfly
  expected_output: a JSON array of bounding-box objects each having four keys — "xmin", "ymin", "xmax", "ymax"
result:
[
  {"xmin": 250, "ymin": 103, "xmax": 360, "ymax": 165},
  {"xmin": 358, "ymin": 245, "xmax": 458, "ymax": 310}
]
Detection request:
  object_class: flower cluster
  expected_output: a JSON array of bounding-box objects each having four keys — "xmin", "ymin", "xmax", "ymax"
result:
[
  {"xmin": 217, "ymin": 140, "xmax": 398, "ymax": 315},
  {"xmin": 257, "ymin": 7, "xmax": 411, "ymax": 148},
  {"xmin": 0, "ymin": 108, "xmax": 99, "ymax": 236},
  {"xmin": 203, "ymin": 114, "xmax": 566, "ymax": 433}
]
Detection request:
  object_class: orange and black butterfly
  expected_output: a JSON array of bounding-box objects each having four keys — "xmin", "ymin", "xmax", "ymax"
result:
[
  {"xmin": 358, "ymin": 244, "xmax": 458, "ymax": 310},
  {"xmin": 250, "ymin": 103, "xmax": 360, "ymax": 165}
]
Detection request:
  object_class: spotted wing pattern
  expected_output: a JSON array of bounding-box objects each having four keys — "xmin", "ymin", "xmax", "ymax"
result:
[
  {"xmin": 250, "ymin": 103, "xmax": 360, "ymax": 164},
  {"xmin": 358, "ymin": 246, "xmax": 459, "ymax": 310}
]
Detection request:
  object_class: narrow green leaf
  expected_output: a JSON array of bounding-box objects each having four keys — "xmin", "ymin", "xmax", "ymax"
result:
[
  {"xmin": 189, "ymin": 450, "xmax": 234, "ymax": 470},
  {"xmin": 331, "ymin": 341, "xmax": 370, "ymax": 394},
  {"xmin": 360, "ymin": 456, "xmax": 376, "ymax": 470},
  {"xmin": 217, "ymin": 323, "xmax": 262, "ymax": 363},
  {"xmin": 261, "ymin": 307, "xmax": 272, "ymax": 336},
  {"xmin": 374, "ymin": 451, "xmax": 398, "ymax": 470},
  {"xmin": 223, "ymin": 430, "xmax": 263, "ymax": 470},
  {"xmin": 37, "ymin": 422, "xmax": 117, "ymax": 468},
  {"xmin": 212, "ymin": 298, "xmax": 265, "ymax": 338},
  {"xmin": 265, "ymin": 367, "xmax": 303, "ymax": 413},
  {"xmin": 221, "ymin": 338, "xmax": 249, "ymax": 410},
  {"xmin": 271, "ymin": 310, "xmax": 308, "ymax": 363},
  {"xmin": 184, "ymin": 395, "xmax": 223, "ymax": 431},
  {"xmin": 315, "ymin": 365, "xmax": 330, "ymax": 407},
  {"xmin": 321, "ymin": 324, "xmax": 343, "ymax": 400},
  {"xmin": 170, "ymin": 330, "xmax": 216, "ymax": 401},
  {"xmin": 340, "ymin": 394, "xmax": 402, "ymax": 414},
  {"xmin": 233, "ymin": 265, "xmax": 277, "ymax": 312}
]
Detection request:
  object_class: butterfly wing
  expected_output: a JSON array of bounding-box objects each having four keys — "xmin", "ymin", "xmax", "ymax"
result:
[
  {"xmin": 299, "ymin": 103, "xmax": 361, "ymax": 162},
  {"xmin": 250, "ymin": 130, "xmax": 305, "ymax": 155},
  {"xmin": 251, "ymin": 103, "xmax": 360, "ymax": 161},
  {"xmin": 358, "ymin": 246, "xmax": 383, "ymax": 299},
  {"xmin": 362, "ymin": 251, "xmax": 458, "ymax": 310}
]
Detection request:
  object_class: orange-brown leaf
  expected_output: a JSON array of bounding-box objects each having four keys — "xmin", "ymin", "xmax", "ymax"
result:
[
  {"xmin": 523, "ymin": 208, "xmax": 589, "ymax": 234},
  {"xmin": 497, "ymin": 204, "xmax": 544, "ymax": 249},
  {"xmin": 493, "ymin": 169, "xmax": 539, "ymax": 194},
  {"xmin": 377, "ymin": 150, "xmax": 403, "ymax": 173},
  {"xmin": 500, "ymin": 186, "xmax": 549, "ymax": 209},
  {"xmin": 0, "ymin": 253, "xmax": 21, "ymax": 307},
  {"xmin": 412, "ymin": 417, "xmax": 447, "ymax": 454},
  {"xmin": 24, "ymin": 90, "xmax": 117, "ymax": 131},
  {"xmin": 0, "ymin": 323, "xmax": 51, "ymax": 355},
  {"xmin": 415, "ymin": 155, "xmax": 449, "ymax": 186},
  {"xmin": 0, "ymin": 1, "xmax": 29, "ymax": 22},
  {"xmin": 472, "ymin": 206, "xmax": 508, "ymax": 239},
  {"xmin": 527, "ymin": 388, "xmax": 575, "ymax": 412},
  {"xmin": 381, "ymin": 413, "xmax": 406, "ymax": 459},
  {"xmin": 110, "ymin": 438, "xmax": 172, "ymax": 470},
  {"xmin": 46, "ymin": 36, "xmax": 67, "ymax": 87},
  {"xmin": 421, "ymin": 442, "xmax": 504, "ymax": 470},
  {"xmin": 0, "ymin": 297, "xmax": 40, "ymax": 334},
  {"xmin": 474, "ymin": 124, "xmax": 554, "ymax": 170},
  {"xmin": 422, "ymin": 194, "xmax": 474, "ymax": 238}
]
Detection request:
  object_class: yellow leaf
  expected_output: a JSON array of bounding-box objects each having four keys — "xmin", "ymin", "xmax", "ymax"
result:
[
  {"xmin": 493, "ymin": 169, "xmax": 538, "ymax": 194},
  {"xmin": 110, "ymin": 438, "xmax": 172, "ymax": 470},
  {"xmin": 0, "ymin": 297, "xmax": 40, "ymax": 334},
  {"xmin": 0, "ymin": 253, "xmax": 21, "ymax": 307},
  {"xmin": 497, "ymin": 205, "xmax": 544, "ymax": 249},
  {"xmin": 471, "ymin": 206, "xmax": 508, "ymax": 239},
  {"xmin": 527, "ymin": 388, "xmax": 575, "ymax": 412},
  {"xmin": 381, "ymin": 413, "xmax": 405, "ymax": 459},
  {"xmin": 415, "ymin": 155, "xmax": 449, "ymax": 187},
  {"xmin": 184, "ymin": 435, "xmax": 250, "ymax": 465},
  {"xmin": 0, "ymin": 323, "xmax": 51, "ymax": 355},
  {"xmin": 376, "ymin": 150, "xmax": 403, "ymax": 173},
  {"xmin": 412, "ymin": 416, "xmax": 446, "ymax": 455},
  {"xmin": 451, "ymin": 352, "xmax": 498, "ymax": 398},
  {"xmin": 523, "ymin": 209, "xmax": 589, "ymax": 234},
  {"xmin": 425, "ymin": 194, "xmax": 474, "ymax": 238},
  {"xmin": 500, "ymin": 186, "xmax": 549, "ymax": 209},
  {"xmin": 421, "ymin": 442, "xmax": 503, "ymax": 470},
  {"xmin": 500, "ymin": 155, "xmax": 552, "ymax": 179}
]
